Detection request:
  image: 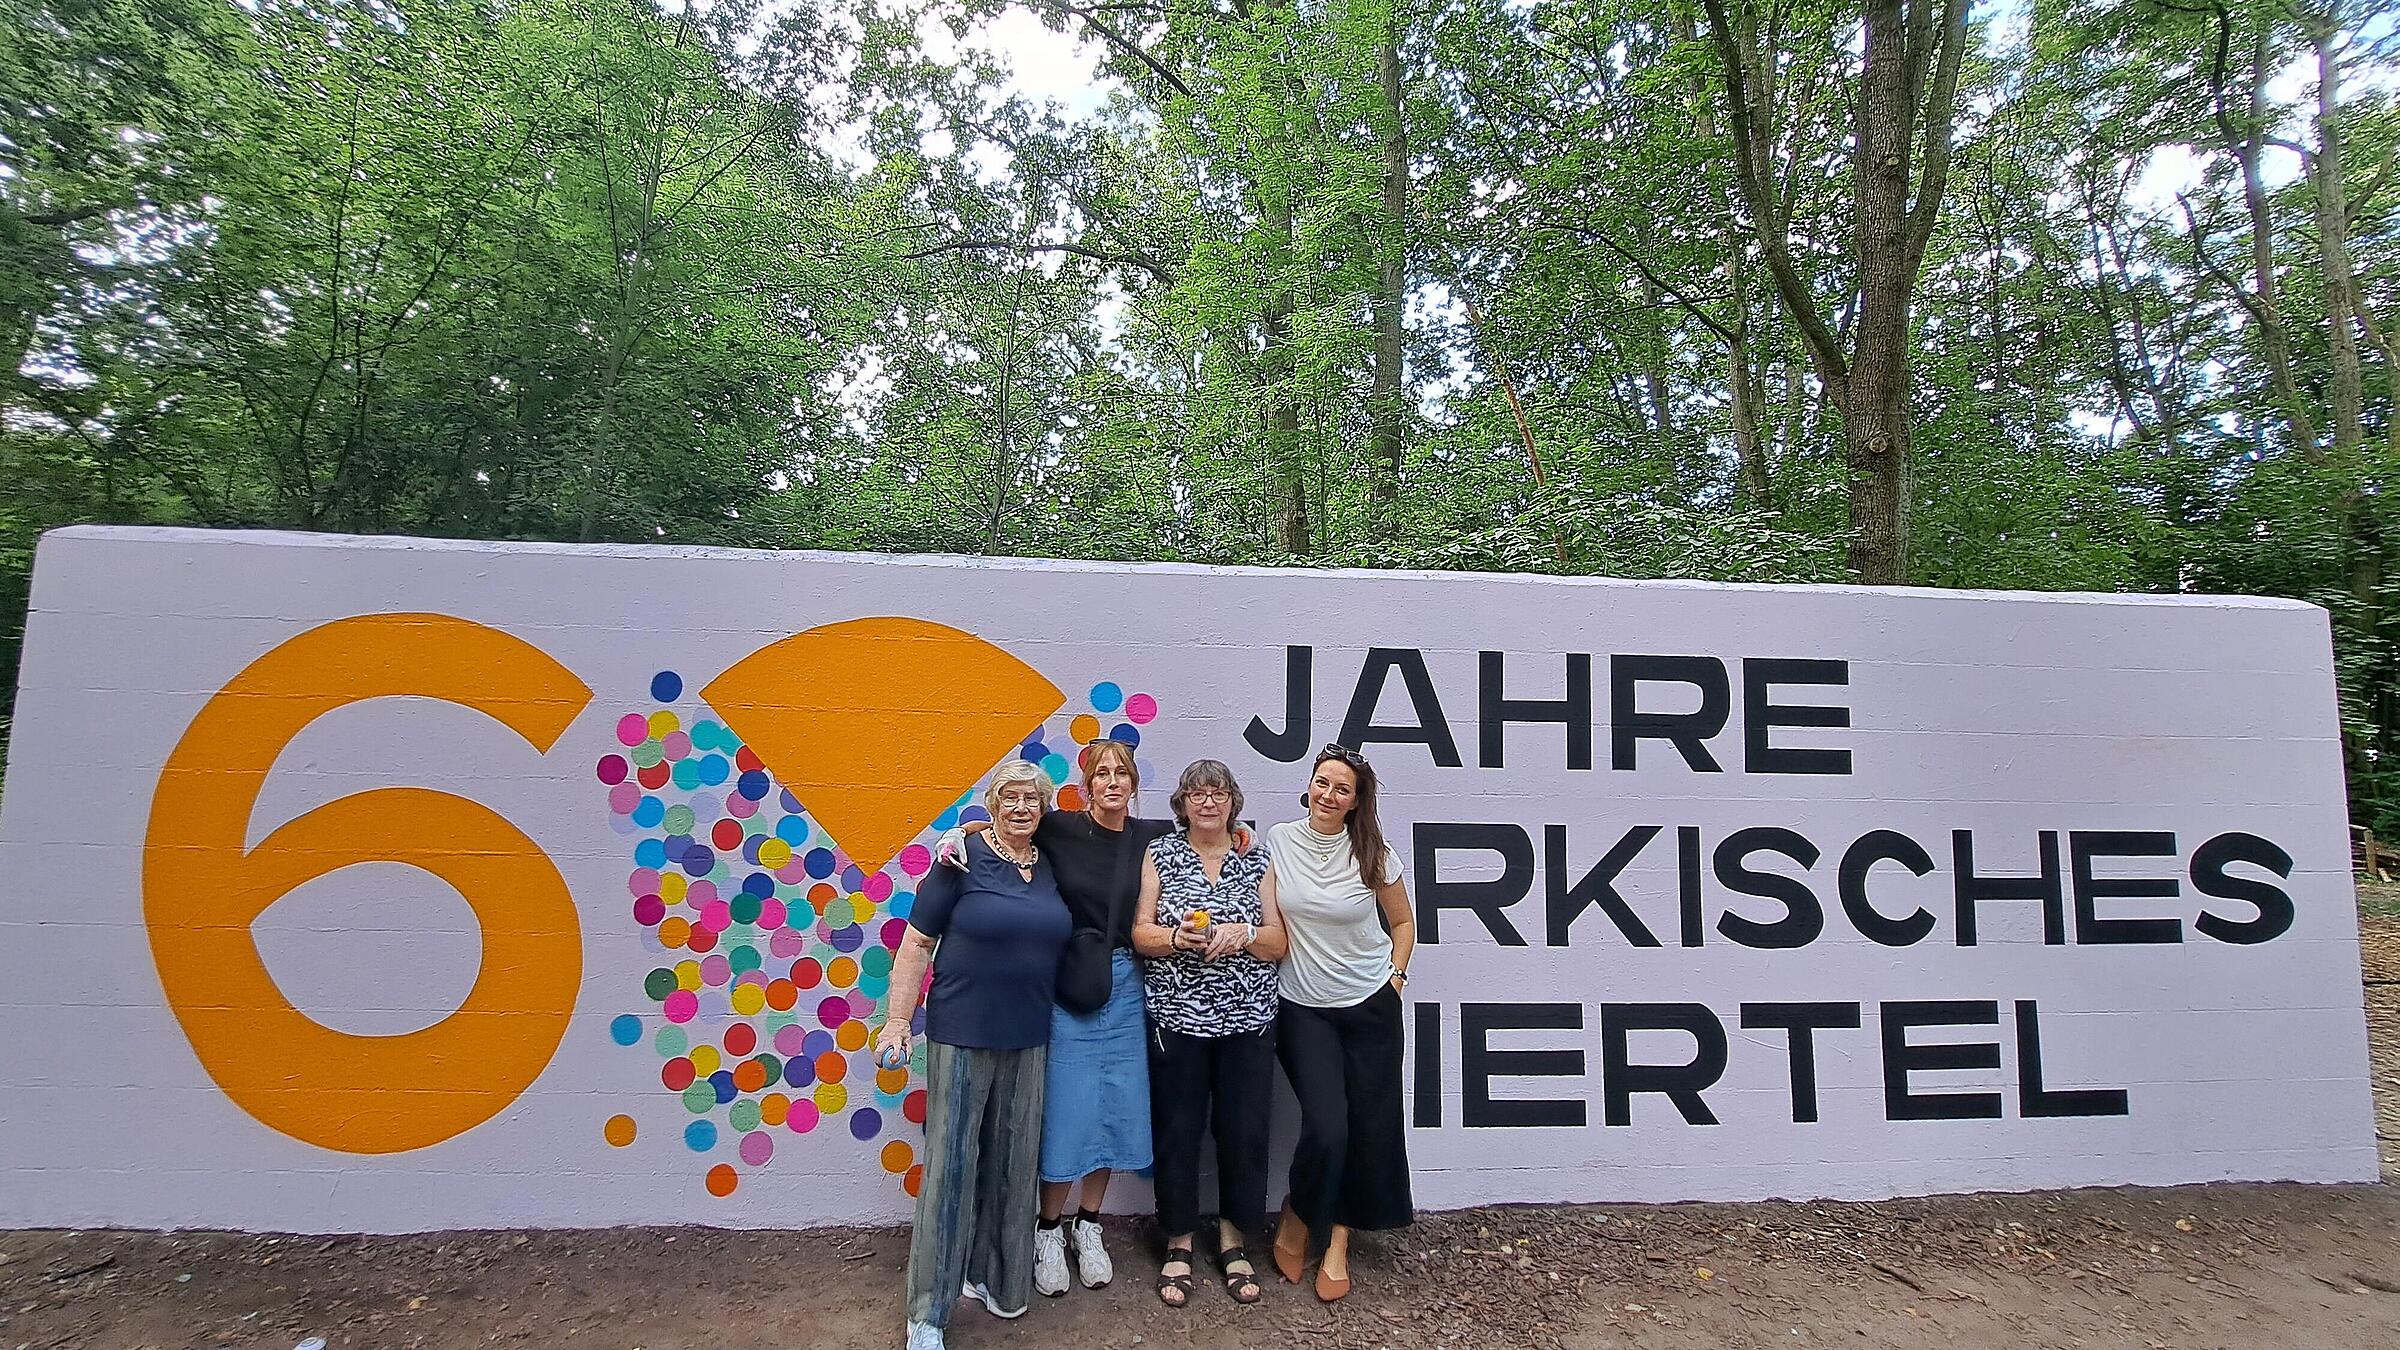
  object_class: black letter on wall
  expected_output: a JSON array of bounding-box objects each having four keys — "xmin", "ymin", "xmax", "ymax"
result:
[
  {"xmin": 1740, "ymin": 1002, "xmax": 1863, "ymax": 1124},
  {"xmin": 1610, "ymin": 656, "xmax": 1730, "ymax": 772},
  {"xmin": 1480, "ymin": 651, "xmax": 1593, "ymax": 769},
  {"xmin": 1462, "ymin": 1003, "xmax": 1587, "ymax": 1128},
  {"xmin": 1547, "ymin": 824, "xmax": 1663, "ymax": 947},
  {"xmin": 1416, "ymin": 823, "xmax": 1533, "ymax": 945},
  {"xmin": 1244, "ymin": 645, "xmax": 1313, "ymax": 762},
  {"xmin": 2070, "ymin": 831, "xmax": 2184, "ymax": 944},
  {"xmin": 1714, "ymin": 827, "xmax": 1825, "ymax": 949},
  {"xmin": 1742, "ymin": 658, "xmax": 1853, "ymax": 775},
  {"xmin": 1952, "ymin": 831, "xmax": 2065, "ymax": 946},
  {"xmin": 1601, "ymin": 1003, "xmax": 1728, "ymax": 1126},
  {"xmin": 2191, "ymin": 832, "xmax": 2296, "ymax": 945},
  {"xmin": 1339, "ymin": 648, "xmax": 1464, "ymax": 767},
  {"xmin": 1880, "ymin": 1000, "xmax": 2004, "ymax": 1121},
  {"xmin": 2013, "ymin": 1001, "xmax": 2130, "ymax": 1118},
  {"xmin": 1839, "ymin": 830, "xmax": 1938, "ymax": 946}
]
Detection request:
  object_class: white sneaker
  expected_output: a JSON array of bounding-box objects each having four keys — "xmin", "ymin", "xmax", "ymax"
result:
[
  {"xmin": 960, "ymin": 1280, "xmax": 1027, "ymax": 1319},
  {"xmin": 906, "ymin": 1321, "xmax": 945, "ymax": 1350},
  {"xmin": 1032, "ymin": 1224, "xmax": 1070, "ymax": 1297},
  {"xmin": 1070, "ymin": 1217, "xmax": 1113, "ymax": 1288}
]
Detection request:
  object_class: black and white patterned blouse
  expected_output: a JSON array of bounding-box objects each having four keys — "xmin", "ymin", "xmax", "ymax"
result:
[{"xmin": 1141, "ymin": 832, "xmax": 1279, "ymax": 1036}]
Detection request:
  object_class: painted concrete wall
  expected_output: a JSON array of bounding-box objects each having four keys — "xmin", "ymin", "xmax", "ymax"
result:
[{"xmin": 0, "ymin": 527, "xmax": 2374, "ymax": 1233}]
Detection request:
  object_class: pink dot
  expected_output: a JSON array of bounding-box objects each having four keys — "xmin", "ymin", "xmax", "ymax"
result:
[
  {"xmin": 627, "ymin": 868, "xmax": 661, "ymax": 898},
  {"xmin": 688, "ymin": 881, "xmax": 720, "ymax": 907},
  {"xmin": 864, "ymin": 872, "xmax": 894, "ymax": 902},
  {"xmin": 727, "ymin": 793, "xmax": 759, "ymax": 820},
  {"xmin": 845, "ymin": 989, "xmax": 874, "ymax": 1018},
  {"xmin": 663, "ymin": 990, "xmax": 698, "ymax": 1023},
  {"xmin": 881, "ymin": 919, "xmax": 908, "ymax": 950},
  {"xmin": 759, "ymin": 898, "xmax": 787, "ymax": 929},
  {"xmin": 1126, "ymin": 693, "xmax": 1158, "ymax": 724},
  {"xmin": 740, "ymin": 1131, "xmax": 775, "ymax": 1166},
  {"xmin": 609, "ymin": 782, "xmax": 641, "ymax": 815},
  {"xmin": 616, "ymin": 714, "xmax": 649, "ymax": 746},
  {"xmin": 597, "ymin": 755, "xmax": 629, "ymax": 785},
  {"xmin": 769, "ymin": 928, "xmax": 804, "ymax": 959},
  {"xmin": 898, "ymin": 845, "xmax": 931, "ymax": 879},
  {"xmin": 661, "ymin": 730, "xmax": 692, "ymax": 760},
  {"xmin": 700, "ymin": 955, "xmax": 731, "ymax": 986},
  {"xmin": 699, "ymin": 900, "xmax": 732, "ymax": 933},
  {"xmin": 817, "ymin": 996, "xmax": 849, "ymax": 1029},
  {"xmin": 775, "ymin": 860, "xmax": 809, "ymax": 885},
  {"xmin": 633, "ymin": 895, "xmax": 665, "ymax": 926},
  {"xmin": 774, "ymin": 1024, "xmax": 807, "ymax": 1056},
  {"xmin": 786, "ymin": 1101, "xmax": 821, "ymax": 1134}
]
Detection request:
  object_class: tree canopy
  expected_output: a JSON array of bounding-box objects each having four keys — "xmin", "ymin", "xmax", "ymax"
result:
[{"xmin": 4, "ymin": 0, "xmax": 2397, "ymax": 823}]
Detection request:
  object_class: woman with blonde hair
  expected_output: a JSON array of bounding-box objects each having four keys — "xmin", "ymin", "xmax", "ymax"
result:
[{"xmin": 878, "ymin": 760, "xmax": 1071, "ymax": 1350}]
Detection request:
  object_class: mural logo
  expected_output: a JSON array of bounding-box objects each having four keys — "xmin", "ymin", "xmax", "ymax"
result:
[{"xmin": 592, "ymin": 617, "xmax": 1165, "ymax": 1199}]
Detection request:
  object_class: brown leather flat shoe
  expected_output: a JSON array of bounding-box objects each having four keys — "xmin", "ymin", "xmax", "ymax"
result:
[{"xmin": 1314, "ymin": 1265, "xmax": 1350, "ymax": 1303}]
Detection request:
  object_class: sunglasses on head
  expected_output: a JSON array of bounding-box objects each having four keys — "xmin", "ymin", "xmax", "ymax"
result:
[{"xmin": 1317, "ymin": 742, "xmax": 1369, "ymax": 769}]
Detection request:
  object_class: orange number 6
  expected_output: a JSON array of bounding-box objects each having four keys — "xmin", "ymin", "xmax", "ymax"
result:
[{"xmin": 143, "ymin": 613, "xmax": 593, "ymax": 1153}]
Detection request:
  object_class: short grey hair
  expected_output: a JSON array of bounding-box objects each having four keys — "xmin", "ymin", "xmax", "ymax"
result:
[
  {"xmin": 982, "ymin": 759, "xmax": 1053, "ymax": 818},
  {"xmin": 1169, "ymin": 758, "xmax": 1243, "ymax": 828}
]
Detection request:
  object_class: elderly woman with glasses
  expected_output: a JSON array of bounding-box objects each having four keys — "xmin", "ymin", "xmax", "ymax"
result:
[
  {"xmin": 1129, "ymin": 759, "xmax": 1286, "ymax": 1307},
  {"xmin": 876, "ymin": 760, "xmax": 1072, "ymax": 1350},
  {"xmin": 1264, "ymin": 743, "xmax": 1417, "ymax": 1304}
]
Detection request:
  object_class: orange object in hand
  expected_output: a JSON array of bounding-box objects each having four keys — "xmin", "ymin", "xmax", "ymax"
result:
[{"xmin": 1189, "ymin": 908, "xmax": 1211, "ymax": 930}]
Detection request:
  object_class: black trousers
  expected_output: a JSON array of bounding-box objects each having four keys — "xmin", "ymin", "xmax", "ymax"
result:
[
  {"xmin": 1276, "ymin": 986, "xmax": 1413, "ymax": 1238},
  {"xmin": 1148, "ymin": 1022, "xmax": 1277, "ymax": 1239}
]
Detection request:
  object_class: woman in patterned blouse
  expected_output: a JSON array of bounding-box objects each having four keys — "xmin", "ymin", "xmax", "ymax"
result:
[{"xmin": 1130, "ymin": 759, "xmax": 1287, "ymax": 1307}]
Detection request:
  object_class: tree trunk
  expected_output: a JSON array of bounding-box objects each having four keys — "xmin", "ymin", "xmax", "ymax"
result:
[
  {"xmin": 1844, "ymin": 0, "xmax": 1927, "ymax": 585},
  {"xmin": 1368, "ymin": 5, "xmax": 1408, "ymax": 518}
]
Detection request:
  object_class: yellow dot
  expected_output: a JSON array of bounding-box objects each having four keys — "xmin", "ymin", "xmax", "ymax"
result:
[
  {"xmin": 761, "ymin": 1093, "xmax": 790, "ymax": 1127},
  {"xmin": 836, "ymin": 1020, "xmax": 869, "ymax": 1052},
  {"xmin": 690, "ymin": 1045, "xmax": 721, "ymax": 1076},
  {"xmin": 758, "ymin": 839, "xmax": 792, "ymax": 869},
  {"xmin": 604, "ymin": 1114, "xmax": 637, "ymax": 1147},
  {"xmin": 850, "ymin": 893, "xmax": 874, "ymax": 924},
  {"xmin": 648, "ymin": 710, "xmax": 680, "ymax": 738},
  {"xmin": 828, "ymin": 956, "xmax": 858, "ymax": 989},
  {"xmin": 660, "ymin": 873, "xmax": 688, "ymax": 904},
  {"xmin": 876, "ymin": 1066, "xmax": 908, "ymax": 1094},
  {"xmin": 1070, "ymin": 714, "xmax": 1100, "ymax": 744},
  {"xmin": 731, "ymin": 983, "xmax": 766, "ymax": 1016},
  {"xmin": 881, "ymin": 1139, "xmax": 914, "ymax": 1174},
  {"xmin": 814, "ymin": 1082, "xmax": 848, "ymax": 1114},
  {"xmin": 674, "ymin": 961, "xmax": 703, "ymax": 992}
]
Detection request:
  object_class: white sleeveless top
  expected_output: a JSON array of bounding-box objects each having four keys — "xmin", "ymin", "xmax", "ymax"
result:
[{"xmin": 1268, "ymin": 820, "xmax": 1403, "ymax": 1008}]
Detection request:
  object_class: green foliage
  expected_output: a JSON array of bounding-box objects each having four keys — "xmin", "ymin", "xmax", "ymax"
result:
[{"xmin": 3, "ymin": 0, "xmax": 2398, "ymax": 830}]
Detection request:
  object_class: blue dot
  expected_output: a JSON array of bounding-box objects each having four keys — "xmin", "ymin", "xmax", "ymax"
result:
[
  {"xmin": 632, "ymin": 797, "xmax": 666, "ymax": 829},
  {"xmin": 1090, "ymin": 682, "xmax": 1123, "ymax": 713},
  {"xmin": 672, "ymin": 759, "xmax": 702, "ymax": 790},
  {"xmin": 889, "ymin": 891, "xmax": 914, "ymax": 919},
  {"xmin": 803, "ymin": 847, "xmax": 836, "ymax": 879},
  {"xmin": 651, "ymin": 671, "xmax": 684, "ymax": 702},
  {"xmin": 710, "ymin": 1070, "xmax": 737, "ymax": 1104},
  {"xmin": 690, "ymin": 719, "xmax": 722, "ymax": 750},
  {"xmin": 742, "ymin": 871, "xmax": 775, "ymax": 898},
  {"xmin": 682, "ymin": 843, "xmax": 716, "ymax": 876},
  {"xmin": 933, "ymin": 808, "xmax": 959, "ymax": 831},
  {"xmin": 737, "ymin": 769, "xmax": 770, "ymax": 801},
  {"xmin": 849, "ymin": 1107, "xmax": 882, "ymax": 1141},
  {"xmin": 610, "ymin": 1014, "xmax": 642, "ymax": 1046},
  {"xmin": 634, "ymin": 838, "xmax": 667, "ymax": 870},
  {"xmin": 960, "ymin": 806, "xmax": 990, "ymax": 825},
  {"xmin": 776, "ymin": 815, "xmax": 810, "ymax": 845},
  {"xmin": 697, "ymin": 754, "xmax": 730, "ymax": 786},
  {"xmin": 1109, "ymin": 723, "xmax": 1141, "ymax": 748},
  {"xmin": 684, "ymin": 1119, "xmax": 718, "ymax": 1152},
  {"xmin": 781, "ymin": 789, "xmax": 804, "ymax": 814},
  {"xmin": 1039, "ymin": 753, "xmax": 1070, "ymax": 784},
  {"xmin": 1018, "ymin": 742, "xmax": 1046, "ymax": 763}
]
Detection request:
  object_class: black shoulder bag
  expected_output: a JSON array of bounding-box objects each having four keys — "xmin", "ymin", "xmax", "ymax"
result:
[{"xmin": 1055, "ymin": 823, "xmax": 1141, "ymax": 1015}]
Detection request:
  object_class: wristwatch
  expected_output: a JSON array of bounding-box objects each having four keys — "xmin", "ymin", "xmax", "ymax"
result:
[{"xmin": 1392, "ymin": 969, "xmax": 1409, "ymax": 987}]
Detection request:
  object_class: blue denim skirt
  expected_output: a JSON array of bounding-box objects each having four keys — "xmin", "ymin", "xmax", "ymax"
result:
[{"xmin": 1040, "ymin": 949, "xmax": 1154, "ymax": 1182}]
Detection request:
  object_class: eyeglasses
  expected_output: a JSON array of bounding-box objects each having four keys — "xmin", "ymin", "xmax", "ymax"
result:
[
  {"xmin": 1317, "ymin": 742, "xmax": 1369, "ymax": 769},
  {"xmin": 995, "ymin": 790, "xmax": 1046, "ymax": 808},
  {"xmin": 1185, "ymin": 788, "xmax": 1231, "ymax": 804}
]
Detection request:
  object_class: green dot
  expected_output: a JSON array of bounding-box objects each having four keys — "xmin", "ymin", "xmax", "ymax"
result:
[
  {"xmin": 764, "ymin": 1011, "xmax": 796, "ymax": 1032},
  {"xmin": 644, "ymin": 968, "xmax": 676, "ymax": 1001},
  {"xmin": 709, "ymin": 861, "xmax": 731, "ymax": 883},
  {"xmin": 728, "ymin": 1099, "xmax": 761, "ymax": 1132},
  {"xmin": 681, "ymin": 1083, "xmax": 716, "ymax": 1114},
  {"xmin": 752, "ymin": 1052, "xmax": 781, "ymax": 1085},
  {"xmin": 862, "ymin": 947, "xmax": 892, "ymax": 978},
  {"xmin": 730, "ymin": 893, "xmax": 763, "ymax": 926},
  {"xmin": 728, "ymin": 944, "xmax": 762, "ymax": 975},
  {"xmin": 663, "ymin": 804, "xmax": 696, "ymax": 835},
  {"xmin": 630, "ymin": 742, "xmax": 664, "ymax": 768},
  {"xmin": 653, "ymin": 1025, "xmax": 688, "ymax": 1057}
]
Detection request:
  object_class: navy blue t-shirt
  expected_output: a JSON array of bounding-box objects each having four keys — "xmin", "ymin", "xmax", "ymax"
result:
[{"xmin": 910, "ymin": 835, "xmax": 1073, "ymax": 1050}]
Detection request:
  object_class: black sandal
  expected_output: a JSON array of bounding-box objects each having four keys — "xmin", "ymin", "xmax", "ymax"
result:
[
  {"xmin": 1156, "ymin": 1252, "xmax": 1195, "ymax": 1308},
  {"xmin": 1217, "ymin": 1246, "xmax": 1263, "ymax": 1304}
]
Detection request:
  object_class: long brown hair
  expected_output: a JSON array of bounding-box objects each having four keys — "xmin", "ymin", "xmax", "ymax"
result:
[
  {"xmin": 1081, "ymin": 738, "xmax": 1140, "ymax": 817},
  {"xmin": 1305, "ymin": 744, "xmax": 1389, "ymax": 889}
]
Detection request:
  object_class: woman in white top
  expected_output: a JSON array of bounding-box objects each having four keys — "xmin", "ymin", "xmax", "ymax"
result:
[{"xmin": 1260, "ymin": 743, "xmax": 1417, "ymax": 1303}]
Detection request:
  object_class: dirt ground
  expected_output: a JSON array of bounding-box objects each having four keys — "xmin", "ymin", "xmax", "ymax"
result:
[{"xmin": 7, "ymin": 903, "xmax": 2400, "ymax": 1350}]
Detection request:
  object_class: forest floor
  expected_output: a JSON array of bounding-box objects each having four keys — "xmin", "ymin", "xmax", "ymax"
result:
[{"xmin": 5, "ymin": 900, "xmax": 2400, "ymax": 1350}]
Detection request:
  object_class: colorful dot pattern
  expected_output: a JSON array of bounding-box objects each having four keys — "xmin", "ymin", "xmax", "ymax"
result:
[{"xmin": 599, "ymin": 670, "xmax": 1160, "ymax": 1199}]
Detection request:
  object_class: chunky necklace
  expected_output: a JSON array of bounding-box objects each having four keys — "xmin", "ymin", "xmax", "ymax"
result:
[{"xmin": 987, "ymin": 833, "xmax": 1038, "ymax": 869}]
